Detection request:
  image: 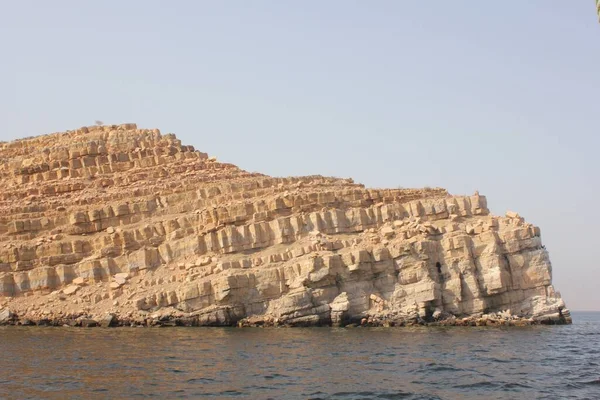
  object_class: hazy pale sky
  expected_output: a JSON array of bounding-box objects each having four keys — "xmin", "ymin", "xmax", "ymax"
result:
[{"xmin": 2, "ymin": 1, "xmax": 599, "ymax": 311}]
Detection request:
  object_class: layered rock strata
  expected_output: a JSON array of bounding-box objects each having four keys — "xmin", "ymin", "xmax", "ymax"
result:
[{"xmin": 0, "ymin": 124, "xmax": 570, "ymax": 326}]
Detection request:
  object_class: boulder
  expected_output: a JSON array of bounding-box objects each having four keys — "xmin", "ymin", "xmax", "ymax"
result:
[
  {"xmin": 109, "ymin": 282, "xmax": 122, "ymax": 289},
  {"xmin": 80, "ymin": 319, "xmax": 98, "ymax": 328},
  {"xmin": 198, "ymin": 256, "xmax": 212, "ymax": 266},
  {"xmin": 114, "ymin": 275, "xmax": 127, "ymax": 286},
  {"xmin": 73, "ymin": 277, "xmax": 85, "ymax": 286},
  {"xmin": 114, "ymin": 272, "xmax": 129, "ymax": 281},
  {"xmin": 506, "ymin": 211, "xmax": 521, "ymax": 219},
  {"xmin": 99, "ymin": 313, "xmax": 117, "ymax": 328},
  {"xmin": 63, "ymin": 285, "xmax": 80, "ymax": 295},
  {"xmin": 381, "ymin": 226, "xmax": 395, "ymax": 238},
  {"xmin": 0, "ymin": 308, "xmax": 14, "ymax": 323}
]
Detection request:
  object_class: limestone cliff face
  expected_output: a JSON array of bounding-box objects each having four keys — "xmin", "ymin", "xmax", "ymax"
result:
[{"xmin": 0, "ymin": 124, "xmax": 569, "ymax": 326}]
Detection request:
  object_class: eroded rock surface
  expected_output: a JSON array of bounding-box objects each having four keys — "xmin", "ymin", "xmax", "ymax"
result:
[{"xmin": 0, "ymin": 124, "xmax": 570, "ymax": 326}]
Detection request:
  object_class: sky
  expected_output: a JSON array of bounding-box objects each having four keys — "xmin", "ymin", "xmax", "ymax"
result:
[{"xmin": 2, "ymin": 1, "xmax": 599, "ymax": 311}]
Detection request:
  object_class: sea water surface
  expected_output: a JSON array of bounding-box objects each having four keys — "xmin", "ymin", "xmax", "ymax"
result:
[{"xmin": 1, "ymin": 312, "xmax": 599, "ymax": 399}]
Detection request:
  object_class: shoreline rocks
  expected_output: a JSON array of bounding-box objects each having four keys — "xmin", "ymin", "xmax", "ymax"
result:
[{"xmin": 0, "ymin": 306, "xmax": 571, "ymax": 328}]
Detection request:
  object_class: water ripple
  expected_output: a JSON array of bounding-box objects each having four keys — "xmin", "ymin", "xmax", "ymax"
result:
[{"xmin": 0, "ymin": 312, "xmax": 599, "ymax": 399}]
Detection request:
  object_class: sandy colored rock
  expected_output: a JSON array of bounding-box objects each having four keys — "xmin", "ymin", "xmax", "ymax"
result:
[
  {"xmin": 381, "ymin": 226, "xmax": 395, "ymax": 238},
  {"xmin": 114, "ymin": 276, "xmax": 127, "ymax": 286},
  {"xmin": 505, "ymin": 211, "xmax": 521, "ymax": 219},
  {"xmin": 197, "ymin": 256, "xmax": 212, "ymax": 266},
  {"xmin": 0, "ymin": 124, "xmax": 570, "ymax": 326},
  {"xmin": 0, "ymin": 308, "xmax": 13, "ymax": 323},
  {"xmin": 99, "ymin": 313, "xmax": 117, "ymax": 328},
  {"xmin": 115, "ymin": 272, "xmax": 129, "ymax": 280},
  {"xmin": 63, "ymin": 285, "xmax": 79, "ymax": 295},
  {"xmin": 109, "ymin": 282, "xmax": 122, "ymax": 289},
  {"xmin": 73, "ymin": 277, "xmax": 85, "ymax": 286}
]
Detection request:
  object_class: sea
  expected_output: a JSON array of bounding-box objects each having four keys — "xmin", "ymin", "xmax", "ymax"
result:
[{"xmin": 0, "ymin": 311, "xmax": 599, "ymax": 400}]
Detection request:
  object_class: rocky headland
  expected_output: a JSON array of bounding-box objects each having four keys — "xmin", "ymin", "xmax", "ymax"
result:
[{"xmin": 0, "ymin": 124, "xmax": 570, "ymax": 327}]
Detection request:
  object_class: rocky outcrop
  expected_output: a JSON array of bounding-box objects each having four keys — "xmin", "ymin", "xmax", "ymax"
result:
[{"xmin": 0, "ymin": 124, "xmax": 570, "ymax": 327}]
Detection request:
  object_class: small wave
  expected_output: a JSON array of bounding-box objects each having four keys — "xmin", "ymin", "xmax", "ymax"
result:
[
  {"xmin": 562, "ymin": 382, "xmax": 583, "ymax": 389},
  {"xmin": 471, "ymin": 348, "xmax": 490, "ymax": 353},
  {"xmin": 192, "ymin": 390, "xmax": 246, "ymax": 397},
  {"xmin": 246, "ymin": 385, "xmax": 274, "ymax": 391},
  {"xmin": 375, "ymin": 392, "xmax": 432, "ymax": 400},
  {"xmin": 375, "ymin": 392, "xmax": 427, "ymax": 399},
  {"xmin": 480, "ymin": 357, "xmax": 513, "ymax": 364},
  {"xmin": 330, "ymin": 390, "xmax": 378, "ymax": 397},
  {"xmin": 502, "ymin": 382, "xmax": 533, "ymax": 389},
  {"xmin": 373, "ymin": 352, "xmax": 396, "ymax": 357},
  {"xmin": 218, "ymin": 390, "xmax": 244, "ymax": 396},
  {"xmin": 263, "ymin": 373, "xmax": 289, "ymax": 379},
  {"xmin": 579, "ymin": 378, "xmax": 600, "ymax": 386},
  {"xmin": 186, "ymin": 377, "xmax": 215, "ymax": 384},
  {"xmin": 409, "ymin": 363, "xmax": 464, "ymax": 374},
  {"xmin": 324, "ymin": 391, "xmax": 430, "ymax": 400},
  {"xmin": 454, "ymin": 381, "xmax": 500, "ymax": 389},
  {"xmin": 427, "ymin": 365, "xmax": 463, "ymax": 373},
  {"xmin": 364, "ymin": 361, "xmax": 395, "ymax": 366}
]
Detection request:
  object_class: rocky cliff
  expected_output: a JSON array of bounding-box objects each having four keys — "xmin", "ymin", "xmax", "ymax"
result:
[{"xmin": 0, "ymin": 124, "xmax": 570, "ymax": 327}]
